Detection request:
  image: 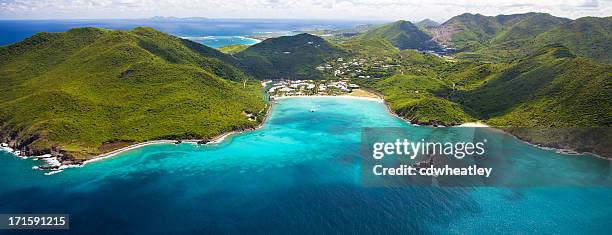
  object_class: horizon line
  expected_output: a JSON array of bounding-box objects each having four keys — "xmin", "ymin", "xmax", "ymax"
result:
[{"xmin": 0, "ymin": 12, "xmax": 608, "ymax": 23}]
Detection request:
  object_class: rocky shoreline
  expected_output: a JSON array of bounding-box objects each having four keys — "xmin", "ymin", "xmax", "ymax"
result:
[
  {"xmin": 0, "ymin": 103, "xmax": 273, "ymax": 175},
  {"xmin": 369, "ymin": 91, "xmax": 610, "ymax": 160}
]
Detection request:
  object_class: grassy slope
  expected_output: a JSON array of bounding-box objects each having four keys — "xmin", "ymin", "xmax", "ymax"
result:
[
  {"xmin": 0, "ymin": 27, "xmax": 266, "ymax": 159},
  {"xmin": 236, "ymin": 33, "xmax": 345, "ymax": 80},
  {"xmin": 218, "ymin": 44, "xmax": 250, "ymax": 54}
]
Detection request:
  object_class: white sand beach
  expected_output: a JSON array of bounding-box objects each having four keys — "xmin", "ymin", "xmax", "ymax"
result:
[{"xmin": 458, "ymin": 122, "xmax": 490, "ymax": 127}]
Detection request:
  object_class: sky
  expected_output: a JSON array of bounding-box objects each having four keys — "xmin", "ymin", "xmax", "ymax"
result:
[{"xmin": 0, "ymin": 0, "xmax": 611, "ymax": 22}]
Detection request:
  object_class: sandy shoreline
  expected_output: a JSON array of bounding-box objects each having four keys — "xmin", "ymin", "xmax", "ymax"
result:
[
  {"xmin": 84, "ymin": 95, "xmax": 379, "ymax": 165},
  {"xmin": 458, "ymin": 122, "xmax": 490, "ymax": 127},
  {"xmin": 273, "ymin": 95, "xmax": 383, "ymax": 102},
  {"xmin": 81, "ymin": 104, "xmax": 273, "ymax": 166}
]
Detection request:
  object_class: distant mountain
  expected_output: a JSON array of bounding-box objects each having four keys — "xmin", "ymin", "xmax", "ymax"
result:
[
  {"xmin": 235, "ymin": 33, "xmax": 344, "ymax": 80},
  {"xmin": 423, "ymin": 12, "xmax": 612, "ymax": 64},
  {"xmin": 428, "ymin": 13, "xmax": 502, "ymax": 50},
  {"xmin": 415, "ymin": 19, "xmax": 440, "ymax": 28},
  {"xmin": 428, "ymin": 12, "xmax": 569, "ymax": 51},
  {"xmin": 491, "ymin": 13, "xmax": 570, "ymax": 44},
  {"xmin": 360, "ymin": 20, "xmax": 440, "ymax": 50},
  {"xmin": 150, "ymin": 16, "xmax": 210, "ymax": 21},
  {"xmin": 0, "ymin": 27, "xmax": 265, "ymax": 159},
  {"xmin": 531, "ymin": 16, "xmax": 612, "ymax": 63}
]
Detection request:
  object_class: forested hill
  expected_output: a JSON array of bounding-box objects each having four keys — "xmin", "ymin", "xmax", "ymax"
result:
[
  {"xmin": 235, "ymin": 33, "xmax": 345, "ymax": 80},
  {"xmin": 426, "ymin": 12, "xmax": 570, "ymax": 51},
  {"xmin": 426, "ymin": 13, "xmax": 611, "ymax": 63},
  {"xmin": 0, "ymin": 27, "xmax": 266, "ymax": 160},
  {"xmin": 360, "ymin": 20, "xmax": 440, "ymax": 51}
]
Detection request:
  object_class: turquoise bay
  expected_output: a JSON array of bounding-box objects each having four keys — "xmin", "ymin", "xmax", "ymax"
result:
[
  {"xmin": 0, "ymin": 97, "xmax": 611, "ymax": 234},
  {"xmin": 181, "ymin": 36, "xmax": 260, "ymax": 48}
]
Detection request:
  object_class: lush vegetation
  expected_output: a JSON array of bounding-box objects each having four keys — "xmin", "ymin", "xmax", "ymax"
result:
[
  {"xmin": 339, "ymin": 38, "xmax": 400, "ymax": 56},
  {"xmin": 531, "ymin": 16, "xmax": 612, "ymax": 63},
  {"xmin": 455, "ymin": 46, "xmax": 611, "ymax": 128},
  {"xmin": 426, "ymin": 12, "xmax": 611, "ymax": 64},
  {"xmin": 235, "ymin": 33, "xmax": 345, "ymax": 80},
  {"xmin": 361, "ymin": 74, "xmax": 474, "ymax": 125},
  {"xmin": 0, "ymin": 27, "xmax": 266, "ymax": 159},
  {"xmin": 1, "ymin": 12, "xmax": 610, "ymax": 158},
  {"xmin": 359, "ymin": 20, "xmax": 439, "ymax": 50},
  {"xmin": 339, "ymin": 14, "xmax": 610, "ymax": 156},
  {"xmin": 218, "ymin": 44, "xmax": 250, "ymax": 54}
]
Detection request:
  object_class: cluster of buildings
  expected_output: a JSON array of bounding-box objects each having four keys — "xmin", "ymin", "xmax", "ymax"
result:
[
  {"xmin": 266, "ymin": 80, "xmax": 360, "ymax": 98},
  {"xmin": 422, "ymin": 47, "xmax": 457, "ymax": 57},
  {"xmin": 316, "ymin": 57, "xmax": 398, "ymax": 79}
]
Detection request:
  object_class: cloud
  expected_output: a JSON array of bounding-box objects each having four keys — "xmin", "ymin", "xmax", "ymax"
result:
[{"xmin": 0, "ymin": 0, "xmax": 610, "ymax": 20}]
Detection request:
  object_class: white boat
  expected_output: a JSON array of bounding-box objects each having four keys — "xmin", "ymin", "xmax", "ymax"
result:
[{"xmin": 310, "ymin": 108, "xmax": 316, "ymax": 112}]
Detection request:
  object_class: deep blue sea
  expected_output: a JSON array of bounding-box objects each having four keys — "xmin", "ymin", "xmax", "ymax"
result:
[
  {"xmin": 1, "ymin": 97, "xmax": 611, "ymax": 234},
  {"xmin": 0, "ymin": 18, "xmax": 382, "ymax": 48}
]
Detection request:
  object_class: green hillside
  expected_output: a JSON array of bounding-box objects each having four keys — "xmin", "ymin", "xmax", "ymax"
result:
[
  {"xmin": 491, "ymin": 13, "xmax": 570, "ymax": 44},
  {"xmin": 429, "ymin": 13, "xmax": 502, "ymax": 50},
  {"xmin": 358, "ymin": 43, "xmax": 610, "ymax": 156},
  {"xmin": 339, "ymin": 37, "xmax": 400, "ymax": 56},
  {"xmin": 455, "ymin": 45, "xmax": 611, "ymax": 128},
  {"xmin": 532, "ymin": 16, "xmax": 612, "ymax": 63},
  {"xmin": 366, "ymin": 74, "xmax": 474, "ymax": 126},
  {"xmin": 235, "ymin": 33, "xmax": 345, "ymax": 80},
  {"xmin": 427, "ymin": 13, "xmax": 612, "ymax": 64},
  {"xmin": 219, "ymin": 44, "xmax": 250, "ymax": 54},
  {"xmin": 360, "ymin": 20, "xmax": 439, "ymax": 50},
  {"xmin": 429, "ymin": 12, "xmax": 569, "ymax": 52},
  {"xmin": 364, "ymin": 44, "xmax": 610, "ymax": 128},
  {"xmin": 0, "ymin": 27, "xmax": 266, "ymax": 159}
]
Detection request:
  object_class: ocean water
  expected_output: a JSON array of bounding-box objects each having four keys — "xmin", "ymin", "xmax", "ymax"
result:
[
  {"xmin": 181, "ymin": 36, "xmax": 260, "ymax": 48},
  {"xmin": 0, "ymin": 18, "xmax": 382, "ymax": 47},
  {"xmin": 0, "ymin": 97, "xmax": 611, "ymax": 234}
]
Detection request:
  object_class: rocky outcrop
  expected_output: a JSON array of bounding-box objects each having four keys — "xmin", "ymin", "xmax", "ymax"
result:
[{"xmin": 425, "ymin": 25, "xmax": 457, "ymax": 46}]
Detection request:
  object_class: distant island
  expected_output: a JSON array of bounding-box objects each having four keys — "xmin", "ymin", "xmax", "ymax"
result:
[{"xmin": 0, "ymin": 12, "xmax": 610, "ymax": 172}]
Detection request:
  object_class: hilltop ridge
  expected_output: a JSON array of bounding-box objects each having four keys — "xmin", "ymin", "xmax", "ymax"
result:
[{"xmin": 360, "ymin": 20, "xmax": 440, "ymax": 51}]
